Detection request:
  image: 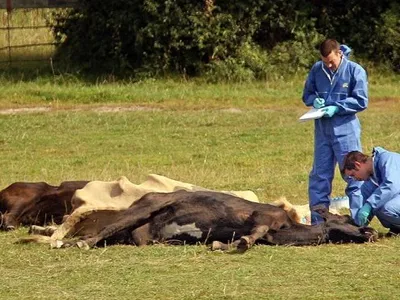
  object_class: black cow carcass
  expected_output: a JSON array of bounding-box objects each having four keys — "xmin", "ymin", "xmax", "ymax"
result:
[{"xmin": 56, "ymin": 190, "xmax": 377, "ymax": 251}]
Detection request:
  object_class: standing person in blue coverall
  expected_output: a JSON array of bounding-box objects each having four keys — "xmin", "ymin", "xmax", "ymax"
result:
[
  {"xmin": 302, "ymin": 38, "xmax": 369, "ymax": 225},
  {"xmin": 342, "ymin": 147, "xmax": 400, "ymax": 236}
]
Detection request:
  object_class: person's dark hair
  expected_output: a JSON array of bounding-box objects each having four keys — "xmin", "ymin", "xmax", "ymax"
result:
[
  {"xmin": 319, "ymin": 39, "xmax": 340, "ymax": 57},
  {"xmin": 342, "ymin": 151, "xmax": 369, "ymax": 172}
]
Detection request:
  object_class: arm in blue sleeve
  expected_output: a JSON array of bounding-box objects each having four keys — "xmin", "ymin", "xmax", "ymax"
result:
[
  {"xmin": 302, "ymin": 67, "xmax": 318, "ymax": 107},
  {"xmin": 367, "ymin": 156, "xmax": 400, "ymax": 210},
  {"xmin": 336, "ymin": 67, "xmax": 368, "ymax": 115}
]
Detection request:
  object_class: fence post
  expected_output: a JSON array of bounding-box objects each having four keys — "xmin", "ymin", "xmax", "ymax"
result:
[
  {"xmin": 6, "ymin": 0, "xmax": 13, "ymax": 65},
  {"xmin": 6, "ymin": 0, "xmax": 12, "ymax": 12}
]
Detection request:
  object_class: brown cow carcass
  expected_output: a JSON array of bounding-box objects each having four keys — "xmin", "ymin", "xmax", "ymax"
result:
[{"xmin": 0, "ymin": 180, "xmax": 89, "ymax": 230}]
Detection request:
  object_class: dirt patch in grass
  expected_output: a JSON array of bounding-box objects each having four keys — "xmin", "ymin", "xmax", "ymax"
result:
[
  {"xmin": 0, "ymin": 105, "xmax": 161, "ymax": 115},
  {"xmin": 0, "ymin": 107, "xmax": 52, "ymax": 115},
  {"xmin": 0, "ymin": 105, "xmax": 250, "ymax": 115}
]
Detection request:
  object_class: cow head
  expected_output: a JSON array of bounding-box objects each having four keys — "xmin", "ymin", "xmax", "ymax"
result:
[
  {"xmin": 313, "ymin": 207, "xmax": 379, "ymax": 243},
  {"xmin": 263, "ymin": 207, "xmax": 378, "ymax": 246},
  {"xmin": 324, "ymin": 220, "xmax": 378, "ymax": 243},
  {"xmin": 0, "ymin": 212, "xmax": 16, "ymax": 231}
]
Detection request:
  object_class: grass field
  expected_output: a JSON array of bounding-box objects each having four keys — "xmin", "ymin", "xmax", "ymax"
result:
[
  {"xmin": 1, "ymin": 77, "xmax": 400, "ymax": 299},
  {"xmin": 2, "ymin": 7, "xmax": 400, "ymax": 300}
]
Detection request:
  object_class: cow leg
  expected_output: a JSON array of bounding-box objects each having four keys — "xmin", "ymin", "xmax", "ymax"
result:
[
  {"xmin": 265, "ymin": 223, "xmax": 327, "ymax": 245},
  {"xmin": 29, "ymin": 225, "xmax": 58, "ymax": 236},
  {"xmin": 211, "ymin": 240, "xmax": 241, "ymax": 251},
  {"xmin": 236, "ymin": 225, "xmax": 269, "ymax": 253},
  {"xmin": 131, "ymin": 223, "xmax": 152, "ymax": 246},
  {"xmin": 72, "ymin": 195, "xmax": 177, "ymax": 249}
]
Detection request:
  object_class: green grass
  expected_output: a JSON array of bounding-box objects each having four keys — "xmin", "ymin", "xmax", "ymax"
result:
[
  {"xmin": 0, "ymin": 109, "xmax": 312, "ymax": 199},
  {"xmin": 0, "ymin": 91, "xmax": 400, "ymax": 299},
  {"xmin": 1, "ymin": 86, "xmax": 400, "ymax": 299},
  {"xmin": 1, "ymin": 228, "xmax": 399, "ymax": 299},
  {"xmin": 0, "ymin": 76, "xmax": 302, "ymax": 108},
  {"xmin": 0, "ymin": 73, "xmax": 399, "ymax": 109}
]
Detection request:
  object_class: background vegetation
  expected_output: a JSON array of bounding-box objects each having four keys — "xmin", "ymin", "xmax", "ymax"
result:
[
  {"xmin": 2, "ymin": 1, "xmax": 399, "ymax": 80},
  {"xmin": 49, "ymin": 0, "xmax": 400, "ymax": 79}
]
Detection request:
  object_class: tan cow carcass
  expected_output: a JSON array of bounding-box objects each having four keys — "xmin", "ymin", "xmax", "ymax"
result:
[{"xmin": 26, "ymin": 174, "xmax": 259, "ymax": 247}]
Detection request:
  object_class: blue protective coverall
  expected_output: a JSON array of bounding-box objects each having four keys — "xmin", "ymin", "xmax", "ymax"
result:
[
  {"xmin": 360, "ymin": 147, "xmax": 400, "ymax": 229},
  {"xmin": 302, "ymin": 46, "xmax": 368, "ymax": 223}
]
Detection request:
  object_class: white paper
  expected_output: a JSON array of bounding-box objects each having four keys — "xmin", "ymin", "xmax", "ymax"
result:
[{"xmin": 299, "ymin": 108, "xmax": 325, "ymax": 122}]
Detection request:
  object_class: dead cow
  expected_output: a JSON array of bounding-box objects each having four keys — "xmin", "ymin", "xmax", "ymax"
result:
[
  {"xmin": 0, "ymin": 181, "xmax": 89, "ymax": 230},
  {"xmin": 58, "ymin": 190, "xmax": 377, "ymax": 251},
  {"xmin": 28, "ymin": 175, "xmax": 259, "ymax": 242}
]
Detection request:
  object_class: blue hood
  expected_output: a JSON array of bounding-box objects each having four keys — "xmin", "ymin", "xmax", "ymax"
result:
[{"xmin": 340, "ymin": 44, "xmax": 352, "ymax": 58}]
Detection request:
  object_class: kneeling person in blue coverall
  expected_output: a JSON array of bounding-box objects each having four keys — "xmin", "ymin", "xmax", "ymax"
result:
[{"xmin": 342, "ymin": 147, "xmax": 400, "ymax": 235}]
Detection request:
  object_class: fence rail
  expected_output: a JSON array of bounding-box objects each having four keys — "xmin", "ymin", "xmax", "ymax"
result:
[
  {"xmin": 0, "ymin": 25, "xmax": 51, "ymax": 30},
  {"xmin": 0, "ymin": 0, "xmax": 77, "ymax": 10},
  {"xmin": 0, "ymin": 42, "xmax": 58, "ymax": 52}
]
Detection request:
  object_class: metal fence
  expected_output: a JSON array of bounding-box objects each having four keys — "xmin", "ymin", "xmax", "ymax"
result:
[{"xmin": 0, "ymin": 0, "xmax": 77, "ymax": 67}]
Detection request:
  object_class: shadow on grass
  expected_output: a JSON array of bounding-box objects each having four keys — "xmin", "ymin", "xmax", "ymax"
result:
[{"xmin": 0, "ymin": 54, "xmax": 139, "ymax": 84}]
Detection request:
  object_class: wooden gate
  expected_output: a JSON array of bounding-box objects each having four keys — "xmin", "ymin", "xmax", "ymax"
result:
[{"xmin": 0, "ymin": 0, "xmax": 77, "ymax": 68}]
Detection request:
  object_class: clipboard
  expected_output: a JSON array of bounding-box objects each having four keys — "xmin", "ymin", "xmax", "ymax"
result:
[{"xmin": 299, "ymin": 108, "xmax": 325, "ymax": 122}]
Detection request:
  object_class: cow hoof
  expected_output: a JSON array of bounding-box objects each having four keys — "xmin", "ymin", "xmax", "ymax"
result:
[
  {"xmin": 62, "ymin": 215, "xmax": 70, "ymax": 223},
  {"xmin": 364, "ymin": 228, "xmax": 379, "ymax": 242},
  {"xmin": 50, "ymin": 240, "xmax": 64, "ymax": 249},
  {"xmin": 211, "ymin": 241, "xmax": 222, "ymax": 251},
  {"xmin": 359, "ymin": 227, "xmax": 379, "ymax": 242},
  {"xmin": 237, "ymin": 236, "xmax": 251, "ymax": 253},
  {"xmin": 211, "ymin": 241, "xmax": 224, "ymax": 251},
  {"xmin": 76, "ymin": 240, "xmax": 90, "ymax": 250},
  {"xmin": 29, "ymin": 225, "xmax": 49, "ymax": 235},
  {"xmin": 28, "ymin": 225, "xmax": 38, "ymax": 234}
]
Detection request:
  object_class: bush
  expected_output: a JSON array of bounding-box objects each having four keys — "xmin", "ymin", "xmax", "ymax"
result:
[
  {"xmin": 51, "ymin": 0, "xmax": 319, "ymax": 79},
  {"xmin": 50, "ymin": 0, "xmax": 400, "ymax": 78},
  {"xmin": 374, "ymin": 3, "xmax": 400, "ymax": 71}
]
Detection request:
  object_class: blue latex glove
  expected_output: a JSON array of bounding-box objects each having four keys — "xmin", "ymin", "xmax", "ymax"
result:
[
  {"xmin": 357, "ymin": 203, "xmax": 372, "ymax": 226},
  {"xmin": 313, "ymin": 97, "xmax": 325, "ymax": 109},
  {"xmin": 322, "ymin": 106, "xmax": 339, "ymax": 117}
]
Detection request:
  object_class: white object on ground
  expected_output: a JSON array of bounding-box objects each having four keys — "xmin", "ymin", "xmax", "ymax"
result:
[{"xmin": 330, "ymin": 196, "xmax": 350, "ymax": 210}]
